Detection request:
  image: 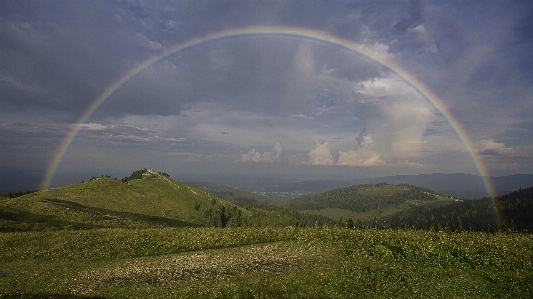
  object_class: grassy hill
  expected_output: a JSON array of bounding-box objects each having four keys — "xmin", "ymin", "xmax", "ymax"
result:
[
  {"xmin": 0, "ymin": 169, "xmax": 334, "ymax": 232},
  {"xmin": 0, "ymin": 169, "xmax": 255, "ymax": 231},
  {"xmin": 284, "ymin": 183, "xmax": 459, "ymax": 225}
]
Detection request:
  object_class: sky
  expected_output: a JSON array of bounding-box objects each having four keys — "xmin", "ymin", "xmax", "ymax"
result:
[{"xmin": 1, "ymin": 0, "xmax": 532, "ymax": 191}]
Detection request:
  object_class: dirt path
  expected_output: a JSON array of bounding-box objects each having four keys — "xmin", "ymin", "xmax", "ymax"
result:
[{"xmin": 68, "ymin": 242, "xmax": 316, "ymax": 294}]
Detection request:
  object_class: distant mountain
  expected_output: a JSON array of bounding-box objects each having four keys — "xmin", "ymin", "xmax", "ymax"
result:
[
  {"xmin": 186, "ymin": 181, "xmax": 334, "ymax": 226},
  {"xmin": 356, "ymin": 173, "xmax": 533, "ymax": 199},
  {"xmin": 185, "ymin": 181, "xmax": 262, "ymax": 203},
  {"xmin": 254, "ymin": 173, "xmax": 533, "ymax": 199},
  {"xmin": 185, "ymin": 181, "xmax": 293, "ymax": 205},
  {"xmin": 266, "ymin": 179, "xmax": 354, "ymax": 194}
]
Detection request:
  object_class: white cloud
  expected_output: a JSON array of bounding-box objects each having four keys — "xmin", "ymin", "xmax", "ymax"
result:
[
  {"xmin": 361, "ymin": 43, "xmax": 395, "ymax": 60},
  {"xmin": 351, "ymin": 75, "xmax": 435, "ymax": 161},
  {"xmin": 401, "ymin": 160, "xmax": 424, "ymax": 168},
  {"xmin": 337, "ymin": 149, "xmax": 383, "ymax": 166},
  {"xmin": 308, "ymin": 141, "xmax": 335, "ymax": 165},
  {"xmin": 241, "ymin": 149, "xmax": 262, "ymax": 163},
  {"xmin": 336, "ymin": 133, "xmax": 384, "ymax": 166},
  {"xmin": 475, "ymin": 139, "xmax": 515, "ymax": 156},
  {"xmin": 273, "ymin": 141, "xmax": 283, "ymax": 157},
  {"xmin": 241, "ymin": 141, "xmax": 283, "ymax": 163},
  {"xmin": 79, "ymin": 123, "xmax": 109, "ymax": 130}
]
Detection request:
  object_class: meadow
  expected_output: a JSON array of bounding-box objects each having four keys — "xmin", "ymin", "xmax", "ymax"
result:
[{"xmin": 1, "ymin": 227, "xmax": 532, "ymax": 298}]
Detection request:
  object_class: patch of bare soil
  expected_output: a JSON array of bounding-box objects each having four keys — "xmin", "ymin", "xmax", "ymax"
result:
[{"xmin": 68, "ymin": 242, "xmax": 316, "ymax": 294}]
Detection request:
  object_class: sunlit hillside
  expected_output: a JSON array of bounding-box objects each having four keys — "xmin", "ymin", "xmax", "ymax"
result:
[
  {"xmin": 0, "ymin": 169, "xmax": 334, "ymax": 232},
  {"xmin": 284, "ymin": 183, "xmax": 457, "ymax": 225},
  {"xmin": 0, "ymin": 169, "xmax": 252, "ymax": 231}
]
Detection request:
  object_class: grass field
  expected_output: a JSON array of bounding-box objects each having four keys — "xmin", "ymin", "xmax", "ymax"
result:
[{"xmin": 1, "ymin": 227, "xmax": 532, "ymax": 298}]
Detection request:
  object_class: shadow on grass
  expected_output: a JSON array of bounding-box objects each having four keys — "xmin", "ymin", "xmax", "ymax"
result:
[
  {"xmin": 42, "ymin": 198, "xmax": 197, "ymax": 227},
  {"xmin": 0, "ymin": 207, "xmax": 101, "ymax": 232},
  {"xmin": 0, "ymin": 198, "xmax": 198, "ymax": 232}
]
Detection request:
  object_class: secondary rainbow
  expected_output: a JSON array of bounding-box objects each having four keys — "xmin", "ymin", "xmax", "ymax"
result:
[{"xmin": 40, "ymin": 26, "xmax": 501, "ymax": 226}]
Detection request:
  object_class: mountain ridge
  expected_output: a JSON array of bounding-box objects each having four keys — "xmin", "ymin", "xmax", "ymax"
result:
[{"xmin": 254, "ymin": 173, "xmax": 533, "ymax": 199}]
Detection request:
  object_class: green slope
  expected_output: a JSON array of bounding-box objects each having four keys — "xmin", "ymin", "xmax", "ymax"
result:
[
  {"xmin": 0, "ymin": 169, "xmax": 252, "ymax": 231},
  {"xmin": 392, "ymin": 186, "xmax": 533, "ymax": 231},
  {"xmin": 284, "ymin": 183, "xmax": 458, "ymax": 224},
  {"xmin": 184, "ymin": 181, "xmax": 334, "ymax": 227},
  {"xmin": 0, "ymin": 169, "xmax": 333, "ymax": 231}
]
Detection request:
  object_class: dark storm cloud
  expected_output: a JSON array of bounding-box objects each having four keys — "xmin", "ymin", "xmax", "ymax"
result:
[
  {"xmin": 103, "ymin": 36, "xmax": 385, "ymax": 118},
  {"xmin": 392, "ymin": 0, "xmax": 423, "ymax": 35},
  {"xmin": 0, "ymin": 121, "xmax": 67, "ymax": 172},
  {"xmin": 511, "ymin": 4, "xmax": 533, "ymax": 83},
  {"xmin": 0, "ymin": 0, "xmax": 403, "ymax": 119},
  {"xmin": 1, "ymin": 0, "xmax": 532, "ymax": 189},
  {"xmin": 0, "ymin": 1, "xmax": 178, "ymax": 118}
]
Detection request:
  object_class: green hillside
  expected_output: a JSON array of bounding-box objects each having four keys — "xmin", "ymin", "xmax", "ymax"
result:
[
  {"xmin": 0, "ymin": 169, "xmax": 253, "ymax": 231},
  {"xmin": 183, "ymin": 181, "xmax": 334, "ymax": 227},
  {"xmin": 392, "ymin": 186, "xmax": 533, "ymax": 232},
  {"xmin": 0, "ymin": 169, "xmax": 333, "ymax": 232},
  {"xmin": 284, "ymin": 183, "xmax": 458, "ymax": 224}
]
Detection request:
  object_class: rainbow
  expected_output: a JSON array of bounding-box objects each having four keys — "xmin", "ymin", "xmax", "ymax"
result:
[{"xmin": 40, "ymin": 26, "xmax": 501, "ymax": 227}]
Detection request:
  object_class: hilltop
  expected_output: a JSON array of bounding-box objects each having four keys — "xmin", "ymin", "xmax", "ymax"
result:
[
  {"xmin": 0, "ymin": 169, "xmax": 330, "ymax": 232},
  {"xmin": 0, "ymin": 169, "xmax": 248, "ymax": 231}
]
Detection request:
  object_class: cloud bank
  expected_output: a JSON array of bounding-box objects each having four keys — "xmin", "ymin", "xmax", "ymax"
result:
[{"xmin": 242, "ymin": 142, "xmax": 283, "ymax": 163}]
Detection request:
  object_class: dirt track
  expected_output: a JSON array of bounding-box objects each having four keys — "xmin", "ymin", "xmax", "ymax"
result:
[{"xmin": 69, "ymin": 242, "xmax": 314, "ymax": 294}]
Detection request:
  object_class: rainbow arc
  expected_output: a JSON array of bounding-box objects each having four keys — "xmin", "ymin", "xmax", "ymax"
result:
[{"xmin": 40, "ymin": 26, "xmax": 500, "ymax": 227}]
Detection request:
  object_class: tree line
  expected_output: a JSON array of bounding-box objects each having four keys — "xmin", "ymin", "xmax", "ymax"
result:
[
  {"xmin": 388, "ymin": 186, "xmax": 533, "ymax": 232},
  {"xmin": 0, "ymin": 190, "xmax": 38, "ymax": 198}
]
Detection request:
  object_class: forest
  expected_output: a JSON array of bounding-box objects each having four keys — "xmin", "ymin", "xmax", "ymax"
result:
[{"xmin": 283, "ymin": 183, "xmax": 443, "ymax": 212}]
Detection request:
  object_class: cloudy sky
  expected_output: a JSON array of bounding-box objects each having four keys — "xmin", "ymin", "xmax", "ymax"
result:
[{"xmin": 1, "ymin": 0, "xmax": 532, "ymax": 191}]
